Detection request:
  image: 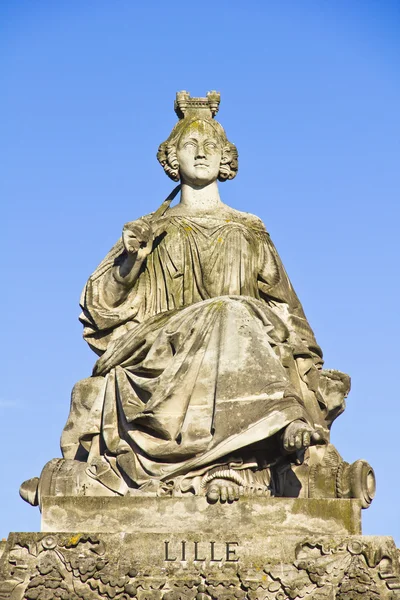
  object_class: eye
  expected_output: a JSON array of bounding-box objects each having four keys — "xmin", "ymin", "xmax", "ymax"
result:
[
  {"xmin": 205, "ymin": 142, "xmax": 217, "ymax": 150},
  {"xmin": 183, "ymin": 141, "xmax": 196, "ymax": 148}
]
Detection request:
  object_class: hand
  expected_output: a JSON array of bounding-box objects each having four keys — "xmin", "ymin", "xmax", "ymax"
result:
[{"xmin": 122, "ymin": 219, "xmax": 153, "ymax": 260}]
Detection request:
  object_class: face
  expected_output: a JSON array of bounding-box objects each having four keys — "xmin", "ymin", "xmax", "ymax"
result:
[{"xmin": 176, "ymin": 121, "xmax": 222, "ymax": 186}]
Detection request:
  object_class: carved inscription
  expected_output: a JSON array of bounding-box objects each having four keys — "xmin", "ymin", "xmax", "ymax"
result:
[
  {"xmin": 1, "ymin": 533, "xmax": 400, "ymax": 600},
  {"xmin": 164, "ymin": 540, "xmax": 239, "ymax": 562}
]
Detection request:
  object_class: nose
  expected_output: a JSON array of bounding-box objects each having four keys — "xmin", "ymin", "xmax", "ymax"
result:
[{"xmin": 195, "ymin": 143, "xmax": 206, "ymax": 159}]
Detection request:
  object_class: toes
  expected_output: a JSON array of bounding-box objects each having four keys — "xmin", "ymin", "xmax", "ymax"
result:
[
  {"xmin": 284, "ymin": 422, "xmax": 318, "ymax": 453},
  {"xmin": 206, "ymin": 485, "xmax": 220, "ymax": 504},
  {"xmin": 294, "ymin": 433, "xmax": 302, "ymax": 450},
  {"xmin": 227, "ymin": 486, "xmax": 236, "ymax": 503},
  {"xmin": 284, "ymin": 435, "xmax": 295, "ymax": 452},
  {"xmin": 311, "ymin": 431, "xmax": 323, "ymax": 444},
  {"xmin": 207, "ymin": 481, "xmax": 241, "ymax": 504}
]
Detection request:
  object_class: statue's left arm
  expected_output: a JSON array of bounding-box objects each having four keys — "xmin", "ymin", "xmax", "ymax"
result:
[
  {"xmin": 257, "ymin": 228, "xmax": 323, "ymax": 365},
  {"xmin": 257, "ymin": 225, "xmax": 351, "ymax": 431}
]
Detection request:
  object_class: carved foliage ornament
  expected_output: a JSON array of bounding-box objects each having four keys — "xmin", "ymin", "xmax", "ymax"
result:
[{"xmin": 1, "ymin": 534, "xmax": 400, "ymax": 600}]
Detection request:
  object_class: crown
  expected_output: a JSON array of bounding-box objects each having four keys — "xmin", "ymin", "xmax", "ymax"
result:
[{"xmin": 174, "ymin": 90, "xmax": 221, "ymax": 120}]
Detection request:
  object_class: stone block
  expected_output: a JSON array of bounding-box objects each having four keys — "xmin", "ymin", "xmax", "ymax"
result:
[
  {"xmin": 1, "ymin": 530, "xmax": 399, "ymax": 599},
  {"xmin": 41, "ymin": 496, "xmax": 362, "ymax": 536}
]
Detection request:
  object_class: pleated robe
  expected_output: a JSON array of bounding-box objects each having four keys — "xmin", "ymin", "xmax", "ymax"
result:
[{"xmin": 65, "ymin": 213, "xmax": 324, "ymax": 491}]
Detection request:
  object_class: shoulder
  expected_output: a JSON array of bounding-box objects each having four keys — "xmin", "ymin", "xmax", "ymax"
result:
[{"xmin": 228, "ymin": 208, "xmax": 267, "ymax": 233}]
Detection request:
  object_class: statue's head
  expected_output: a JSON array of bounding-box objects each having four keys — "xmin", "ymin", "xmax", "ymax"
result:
[{"xmin": 157, "ymin": 91, "xmax": 238, "ymax": 185}]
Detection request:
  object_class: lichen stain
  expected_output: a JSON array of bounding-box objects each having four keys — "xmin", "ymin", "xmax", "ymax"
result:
[
  {"xmin": 183, "ymin": 120, "xmax": 213, "ymax": 134},
  {"xmin": 68, "ymin": 534, "xmax": 82, "ymax": 545}
]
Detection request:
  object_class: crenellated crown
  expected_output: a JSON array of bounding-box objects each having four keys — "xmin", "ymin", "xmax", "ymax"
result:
[{"xmin": 174, "ymin": 91, "xmax": 220, "ymax": 120}]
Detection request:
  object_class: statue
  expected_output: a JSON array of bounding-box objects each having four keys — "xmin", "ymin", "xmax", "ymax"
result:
[{"xmin": 20, "ymin": 92, "xmax": 376, "ymax": 508}]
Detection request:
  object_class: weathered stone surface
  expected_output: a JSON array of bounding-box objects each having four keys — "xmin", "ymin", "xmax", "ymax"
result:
[
  {"xmin": 0, "ymin": 542, "xmax": 5, "ymax": 563},
  {"xmin": 41, "ymin": 496, "xmax": 362, "ymax": 536},
  {"xmin": 20, "ymin": 91, "xmax": 376, "ymax": 509},
  {"xmin": 1, "ymin": 530, "xmax": 399, "ymax": 599},
  {"xmin": 4, "ymin": 90, "xmax": 399, "ymax": 599}
]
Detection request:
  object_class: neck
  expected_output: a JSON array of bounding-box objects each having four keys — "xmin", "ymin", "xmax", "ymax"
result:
[{"xmin": 179, "ymin": 181, "xmax": 223, "ymax": 211}]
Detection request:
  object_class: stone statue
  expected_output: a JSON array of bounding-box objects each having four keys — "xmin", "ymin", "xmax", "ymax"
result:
[{"xmin": 20, "ymin": 92, "xmax": 375, "ymax": 508}]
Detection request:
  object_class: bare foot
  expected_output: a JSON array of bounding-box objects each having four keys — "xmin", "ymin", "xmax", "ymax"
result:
[
  {"xmin": 282, "ymin": 420, "xmax": 322, "ymax": 453},
  {"xmin": 206, "ymin": 478, "xmax": 243, "ymax": 503}
]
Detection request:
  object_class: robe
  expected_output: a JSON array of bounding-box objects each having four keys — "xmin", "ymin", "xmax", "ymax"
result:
[{"xmin": 62, "ymin": 211, "xmax": 326, "ymax": 492}]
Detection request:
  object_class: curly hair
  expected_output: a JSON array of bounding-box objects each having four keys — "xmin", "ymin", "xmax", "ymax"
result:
[{"xmin": 157, "ymin": 117, "xmax": 238, "ymax": 182}]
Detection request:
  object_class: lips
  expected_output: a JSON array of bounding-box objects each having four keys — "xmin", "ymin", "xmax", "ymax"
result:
[{"xmin": 194, "ymin": 162, "xmax": 209, "ymax": 167}]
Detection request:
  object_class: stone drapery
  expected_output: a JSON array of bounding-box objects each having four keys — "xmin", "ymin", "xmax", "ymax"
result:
[{"xmin": 62, "ymin": 212, "xmax": 326, "ymax": 491}]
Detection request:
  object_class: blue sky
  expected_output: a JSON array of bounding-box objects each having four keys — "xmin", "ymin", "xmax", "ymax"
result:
[{"xmin": 1, "ymin": 1, "xmax": 399, "ymax": 543}]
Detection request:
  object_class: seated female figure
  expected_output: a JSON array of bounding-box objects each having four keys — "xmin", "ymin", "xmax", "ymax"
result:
[{"xmin": 23, "ymin": 96, "xmax": 371, "ymax": 507}]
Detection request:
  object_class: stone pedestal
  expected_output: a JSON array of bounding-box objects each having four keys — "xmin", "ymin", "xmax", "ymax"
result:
[
  {"xmin": 1, "ymin": 497, "xmax": 399, "ymax": 599},
  {"xmin": 40, "ymin": 496, "xmax": 362, "ymax": 536}
]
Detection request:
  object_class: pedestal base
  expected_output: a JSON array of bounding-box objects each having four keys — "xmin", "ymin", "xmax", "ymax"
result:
[
  {"xmin": 1, "ymin": 498, "xmax": 399, "ymax": 599},
  {"xmin": 41, "ymin": 496, "xmax": 362, "ymax": 536}
]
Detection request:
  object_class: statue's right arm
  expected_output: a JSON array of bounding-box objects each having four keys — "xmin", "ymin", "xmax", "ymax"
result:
[
  {"xmin": 101, "ymin": 219, "xmax": 154, "ymax": 308},
  {"xmin": 79, "ymin": 217, "xmax": 155, "ymax": 354},
  {"xmin": 101, "ymin": 253, "xmax": 143, "ymax": 307}
]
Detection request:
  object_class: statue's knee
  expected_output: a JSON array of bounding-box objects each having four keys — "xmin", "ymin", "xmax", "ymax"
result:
[
  {"xmin": 213, "ymin": 297, "xmax": 250, "ymax": 318},
  {"xmin": 61, "ymin": 376, "xmax": 106, "ymax": 460},
  {"xmin": 70, "ymin": 376, "xmax": 105, "ymax": 413}
]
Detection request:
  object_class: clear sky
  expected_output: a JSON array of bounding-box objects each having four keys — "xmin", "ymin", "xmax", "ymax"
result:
[{"xmin": 1, "ymin": 1, "xmax": 399, "ymax": 544}]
